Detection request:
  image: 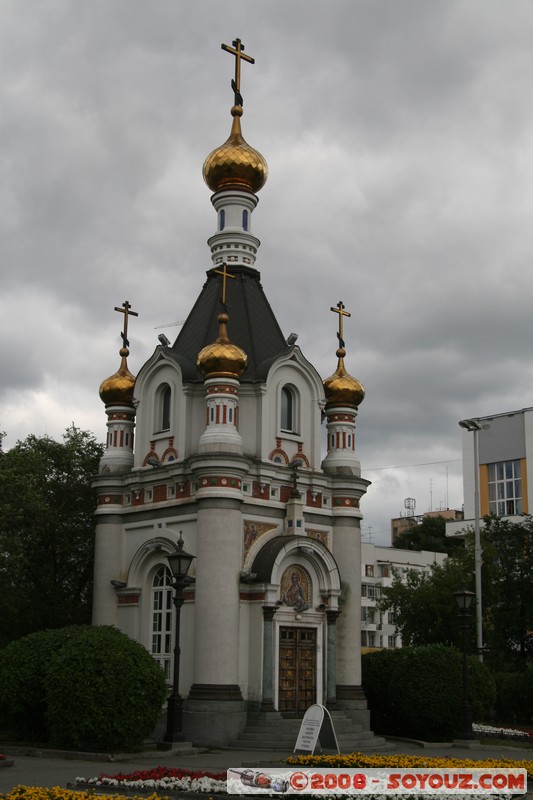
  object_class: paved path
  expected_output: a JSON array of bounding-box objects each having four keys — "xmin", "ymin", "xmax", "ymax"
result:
[{"xmin": 0, "ymin": 740, "xmax": 532, "ymax": 793}]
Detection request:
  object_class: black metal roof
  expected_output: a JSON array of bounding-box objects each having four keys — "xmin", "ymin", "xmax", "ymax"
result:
[{"xmin": 171, "ymin": 265, "xmax": 290, "ymax": 382}]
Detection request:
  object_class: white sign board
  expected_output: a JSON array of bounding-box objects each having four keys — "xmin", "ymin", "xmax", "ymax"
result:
[{"xmin": 293, "ymin": 704, "xmax": 340, "ymax": 755}]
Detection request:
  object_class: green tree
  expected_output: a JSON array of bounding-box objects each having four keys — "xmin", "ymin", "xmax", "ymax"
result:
[
  {"xmin": 381, "ymin": 519, "xmax": 533, "ymax": 670},
  {"xmin": 394, "ymin": 514, "xmax": 463, "ymax": 555},
  {"xmin": 379, "ymin": 549, "xmax": 475, "ymax": 650},
  {"xmin": 0, "ymin": 426, "xmax": 103, "ymax": 648},
  {"xmin": 482, "ymin": 516, "xmax": 533, "ymax": 669}
]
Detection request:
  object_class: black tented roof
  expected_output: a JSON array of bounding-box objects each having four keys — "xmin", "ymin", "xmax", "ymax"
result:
[{"xmin": 171, "ymin": 266, "xmax": 290, "ymax": 382}]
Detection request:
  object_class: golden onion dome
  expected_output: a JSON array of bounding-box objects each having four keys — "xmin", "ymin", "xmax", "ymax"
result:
[
  {"xmin": 203, "ymin": 105, "xmax": 268, "ymax": 194},
  {"xmin": 324, "ymin": 348, "xmax": 365, "ymax": 409},
  {"xmin": 99, "ymin": 348, "xmax": 136, "ymax": 406},
  {"xmin": 197, "ymin": 313, "xmax": 248, "ymax": 379}
]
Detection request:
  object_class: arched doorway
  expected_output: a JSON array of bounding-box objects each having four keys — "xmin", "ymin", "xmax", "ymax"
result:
[{"xmin": 251, "ymin": 535, "xmax": 341, "ymax": 717}]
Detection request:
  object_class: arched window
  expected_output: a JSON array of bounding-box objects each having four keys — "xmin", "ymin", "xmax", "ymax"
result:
[
  {"xmin": 281, "ymin": 385, "xmax": 298, "ymax": 433},
  {"xmin": 156, "ymin": 384, "xmax": 171, "ymax": 432},
  {"xmin": 151, "ymin": 566, "xmax": 173, "ymax": 680},
  {"xmin": 242, "ymin": 209, "xmax": 248, "ymax": 231}
]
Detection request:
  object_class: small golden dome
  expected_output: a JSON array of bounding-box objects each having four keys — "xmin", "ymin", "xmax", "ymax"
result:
[
  {"xmin": 324, "ymin": 348, "xmax": 365, "ymax": 409},
  {"xmin": 99, "ymin": 347, "xmax": 136, "ymax": 406},
  {"xmin": 197, "ymin": 313, "xmax": 248, "ymax": 379},
  {"xmin": 203, "ymin": 105, "xmax": 268, "ymax": 194}
]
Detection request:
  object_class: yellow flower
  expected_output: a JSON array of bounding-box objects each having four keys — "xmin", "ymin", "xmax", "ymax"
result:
[{"xmin": 286, "ymin": 752, "xmax": 533, "ymax": 780}]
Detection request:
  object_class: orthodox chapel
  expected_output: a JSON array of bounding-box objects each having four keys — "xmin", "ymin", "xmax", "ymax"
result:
[{"xmin": 92, "ymin": 40, "xmax": 375, "ymax": 747}]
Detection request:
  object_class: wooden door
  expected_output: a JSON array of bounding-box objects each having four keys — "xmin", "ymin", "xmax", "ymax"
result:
[{"xmin": 278, "ymin": 626, "xmax": 317, "ymax": 715}]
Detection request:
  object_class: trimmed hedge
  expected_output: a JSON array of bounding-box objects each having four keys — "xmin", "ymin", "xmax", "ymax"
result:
[
  {"xmin": 495, "ymin": 669, "xmax": 533, "ymax": 724},
  {"xmin": 45, "ymin": 625, "xmax": 167, "ymax": 751},
  {"xmin": 362, "ymin": 644, "xmax": 496, "ymax": 741},
  {"xmin": 0, "ymin": 625, "xmax": 167, "ymax": 751},
  {"xmin": 0, "ymin": 626, "xmax": 82, "ymax": 740}
]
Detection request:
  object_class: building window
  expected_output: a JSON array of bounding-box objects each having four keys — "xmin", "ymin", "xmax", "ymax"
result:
[
  {"xmin": 242, "ymin": 209, "xmax": 248, "ymax": 231},
  {"xmin": 219, "ymin": 209, "xmax": 225, "ymax": 230},
  {"xmin": 488, "ymin": 460, "xmax": 522, "ymax": 516},
  {"xmin": 151, "ymin": 566, "xmax": 173, "ymax": 680},
  {"xmin": 367, "ymin": 585, "xmax": 381, "ymax": 599},
  {"xmin": 155, "ymin": 383, "xmax": 171, "ymax": 432},
  {"xmin": 365, "ymin": 564, "xmax": 374, "ymax": 577},
  {"xmin": 388, "ymin": 635, "xmax": 397, "ymax": 648},
  {"xmin": 280, "ymin": 385, "xmax": 298, "ymax": 433}
]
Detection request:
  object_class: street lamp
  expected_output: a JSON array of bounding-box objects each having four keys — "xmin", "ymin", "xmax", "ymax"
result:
[
  {"xmin": 458, "ymin": 418, "xmax": 484, "ymax": 661},
  {"xmin": 453, "ymin": 588, "xmax": 476, "ymax": 740},
  {"xmin": 164, "ymin": 533, "xmax": 195, "ymax": 744}
]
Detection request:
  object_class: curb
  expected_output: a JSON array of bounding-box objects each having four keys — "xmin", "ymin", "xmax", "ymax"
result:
[{"xmin": 0, "ymin": 745, "xmax": 198, "ymax": 762}]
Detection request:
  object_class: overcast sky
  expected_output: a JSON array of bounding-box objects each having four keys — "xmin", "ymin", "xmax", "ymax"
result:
[{"xmin": 2, "ymin": 1, "xmax": 533, "ymax": 544}]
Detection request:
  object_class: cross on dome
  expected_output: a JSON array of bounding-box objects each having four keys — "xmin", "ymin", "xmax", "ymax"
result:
[
  {"xmin": 330, "ymin": 301, "xmax": 351, "ymax": 349},
  {"xmin": 114, "ymin": 300, "xmax": 138, "ymax": 350},
  {"xmin": 221, "ymin": 38, "xmax": 255, "ymax": 104}
]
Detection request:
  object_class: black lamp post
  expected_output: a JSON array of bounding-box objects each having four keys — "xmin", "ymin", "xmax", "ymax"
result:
[
  {"xmin": 453, "ymin": 588, "xmax": 476, "ymax": 740},
  {"xmin": 164, "ymin": 533, "xmax": 195, "ymax": 744}
]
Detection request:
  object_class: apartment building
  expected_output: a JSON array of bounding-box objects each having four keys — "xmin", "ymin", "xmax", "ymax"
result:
[
  {"xmin": 360, "ymin": 542, "xmax": 447, "ymax": 650},
  {"xmin": 447, "ymin": 407, "xmax": 533, "ymax": 537}
]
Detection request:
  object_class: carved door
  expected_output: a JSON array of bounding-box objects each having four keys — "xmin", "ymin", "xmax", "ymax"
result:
[{"xmin": 278, "ymin": 626, "xmax": 317, "ymax": 715}]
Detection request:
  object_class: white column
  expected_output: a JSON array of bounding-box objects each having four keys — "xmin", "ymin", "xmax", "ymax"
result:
[
  {"xmin": 92, "ymin": 516, "xmax": 123, "ymax": 625},
  {"xmin": 193, "ymin": 499, "xmax": 242, "ymax": 685},
  {"xmin": 332, "ymin": 518, "xmax": 362, "ymax": 689}
]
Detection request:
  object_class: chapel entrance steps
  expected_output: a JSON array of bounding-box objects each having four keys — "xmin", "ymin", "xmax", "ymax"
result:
[{"xmin": 229, "ymin": 709, "xmax": 394, "ymax": 752}]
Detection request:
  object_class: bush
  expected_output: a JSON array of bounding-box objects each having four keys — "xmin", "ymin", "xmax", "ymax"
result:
[
  {"xmin": 495, "ymin": 669, "xmax": 533, "ymax": 724},
  {"xmin": 388, "ymin": 645, "xmax": 463, "ymax": 741},
  {"xmin": 362, "ymin": 644, "xmax": 496, "ymax": 741},
  {"xmin": 360, "ymin": 648, "xmax": 400, "ymax": 735},
  {"xmin": 0, "ymin": 626, "xmax": 82, "ymax": 740},
  {"xmin": 45, "ymin": 625, "xmax": 167, "ymax": 752},
  {"xmin": 468, "ymin": 656, "xmax": 496, "ymax": 721}
]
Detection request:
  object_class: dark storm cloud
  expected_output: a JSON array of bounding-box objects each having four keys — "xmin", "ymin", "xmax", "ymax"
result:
[{"xmin": 1, "ymin": 0, "xmax": 533, "ymax": 540}]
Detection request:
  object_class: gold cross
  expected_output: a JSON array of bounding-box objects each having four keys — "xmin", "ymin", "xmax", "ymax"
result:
[
  {"xmin": 114, "ymin": 300, "xmax": 138, "ymax": 347},
  {"xmin": 221, "ymin": 38, "xmax": 255, "ymax": 99},
  {"xmin": 214, "ymin": 263, "xmax": 236, "ymax": 306},
  {"xmin": 330, "ymin": 301, "xmax": 351, "ymax": 346}
]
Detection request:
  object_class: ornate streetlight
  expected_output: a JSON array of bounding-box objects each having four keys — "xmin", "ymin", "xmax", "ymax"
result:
[
  {"xmin": 453, "ymin": 587, "xmax": 476, "ymax": 740},
  {"xmin": 164, "ymin": 534, "xmax": 195, "ymax": 744}
]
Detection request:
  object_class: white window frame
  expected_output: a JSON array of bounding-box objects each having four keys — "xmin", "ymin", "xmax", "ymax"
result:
[
  {"xmin": 280, "ymin": 384, "xmax": 299, "ymax": 435},
  {"xmin": 151, "ymin": 566, "xmax": 174, "ymax": 680},
  {"xmin": 154, "ymin": 383, "xmax": 171, "ymax": 434},
  {"xmin": 488, "ymin": 459, "xmax": 522, "ymax": 516}
]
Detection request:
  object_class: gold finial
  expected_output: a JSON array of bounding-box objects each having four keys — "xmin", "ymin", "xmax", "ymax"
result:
[
  {"xmin": 221, "ymin": 38, "xmax": 255, "ymax": 105},
  {"xmin": 324, "ymin": 300, "xmax": 364, "ymax": 409},
  {"xmin": 99, "ymin": 301, "xmax": 138, "ymax": 407},
  {"xmin": 330, "ymin": 301, "xmax": 351, "ymax": 349},
  {"xmin": 114, "ymin": 300, "xmax": 139, "ymax": 352},
  {"xmin": 214, "ymin": 262, "xmax": 236, "ymax": 307}
]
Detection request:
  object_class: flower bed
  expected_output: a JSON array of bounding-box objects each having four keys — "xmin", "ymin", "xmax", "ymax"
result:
[
  {"xmin": 474, "ymin": 722, "xmax": 533, "ymax": 742},
  {"xmin": 75, "ymin": 766, "xmax": 226, "ymax": 794},
  {"xmin": 1, "ymin": 791, "xmax": 162, "ymax": 800}
]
